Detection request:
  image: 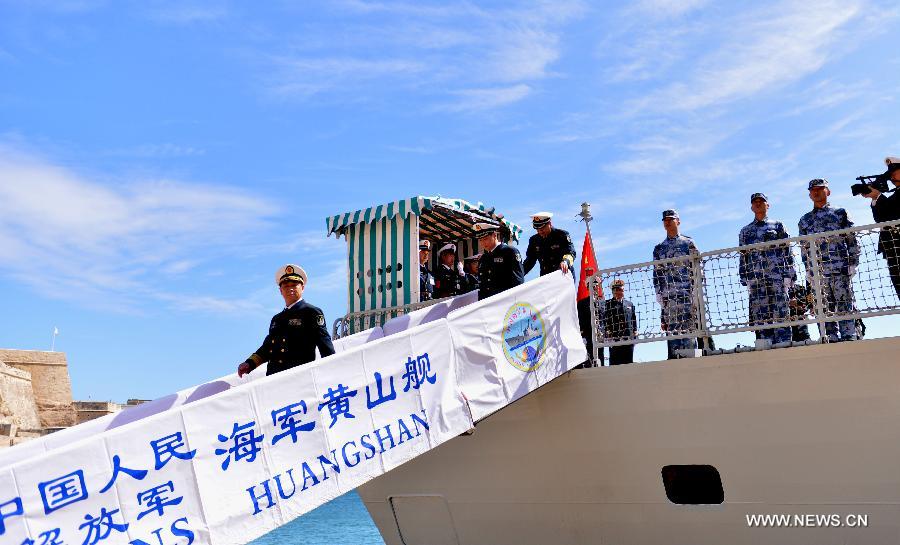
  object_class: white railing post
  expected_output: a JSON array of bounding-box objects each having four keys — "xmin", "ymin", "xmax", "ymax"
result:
[
  {"xmin": 588, "ymin": 275, "xmax": 604, "ymax": 366},
  {"xmin": 691, "ymin": 252, "xmax": 710, "ymax": 353},
  {"xmin": 805, "ymin": 237, "xmax": 829, "ymax": 342}
]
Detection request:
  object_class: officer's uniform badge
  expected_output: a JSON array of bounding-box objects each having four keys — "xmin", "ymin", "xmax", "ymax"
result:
[
  {"xmin": 316, "ymin": 314, "xmax": 325, "ymax": 326},
  {"xmin": 288, "ymin": 318, "xmax": 302, "ymax": 326}
]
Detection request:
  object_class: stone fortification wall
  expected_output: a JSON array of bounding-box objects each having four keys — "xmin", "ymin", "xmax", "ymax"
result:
[
  {"xmin": 0, "ymin": 361, "xmax": 41, "ymax": 430},
  {"xmin": 0, "ymin": 349, "xmax": 76, "ymax": 428}
]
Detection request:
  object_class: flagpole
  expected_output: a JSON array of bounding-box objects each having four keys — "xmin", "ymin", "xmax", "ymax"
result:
[
  {"xmin": 577, "ymin": 202, "xmax": 605, "ymax": 366},
  {"xmin": 51, "ymin": 327, "xmax": 58, "ymax": 352},
  {"xmin": 578, "ymin": 202, "xmax": 594, "ymax": 249}
]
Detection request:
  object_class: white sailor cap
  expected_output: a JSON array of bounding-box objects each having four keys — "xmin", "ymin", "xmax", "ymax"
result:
[
  {"xmin": 473, "ymin": 222, "xmax": 500, "ymax": 238},
  {"xmin": 463, "ymin": 253, "xmax": 481, "ymax": 262},
  {"xmin": 532, "ymin": 211, "xmax": 553, "ymax": 228},
  {"xmin": 438, "ymin": 243, "xmax": 456, "ymax": 255},
  {"xmin": 885, "ymin": 156, "xmax": 900, "ymax": 175},
  {"xmin": 276, "ymin": 264, "xmax": 307, "ymax": 286}
]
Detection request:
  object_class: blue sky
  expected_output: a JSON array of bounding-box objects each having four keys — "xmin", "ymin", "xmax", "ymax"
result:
[{"xmin": 1, "ymin": 0, "xmax": 898, "ymax": 400}]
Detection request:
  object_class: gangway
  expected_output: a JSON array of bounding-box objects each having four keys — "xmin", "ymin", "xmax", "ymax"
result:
[{"xmin": 0, "ymin": 197, "xmax": 582, "ymax": 545}]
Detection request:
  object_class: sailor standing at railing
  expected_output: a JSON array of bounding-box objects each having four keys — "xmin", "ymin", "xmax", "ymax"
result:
[
  {"xmin": 738, "ymin": 193, "xmax": 796, "ymax": 345},
  {"xmin": 652, "ymin": 209, "xmax": 699, "ymax": 359},
  {"xmin": 798, "ymin": 179, "xmax": 860, "ymax": 342}
]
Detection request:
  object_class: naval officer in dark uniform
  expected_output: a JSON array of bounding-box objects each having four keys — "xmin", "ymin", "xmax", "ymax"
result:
[
  {"xmin": 237, "ymin": 264, "xmax": 336, "ymax": 377},
  {"xmin": 475, "ymin": 222, "xmax": 524, "ymax": 300},
  {"xmin": 434, "ymin": 243, "xmax": 466, "ymax": 299},
  {"xmin": 462, "ymin": 253, "xmax": 480, "ymax": 293},
  {"xmin": 604, "ymin": 279, "xmax": 638, "ymax": 364},
  {"xmin": 419, "ymin": 239, "xmax": 435, "ymax": 302},
  {"xmin": 522, "ymin": 212, "xmax": 576, "ymax": 278}
]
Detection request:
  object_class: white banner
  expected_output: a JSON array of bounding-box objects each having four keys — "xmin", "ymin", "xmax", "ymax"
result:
[
  {"xmin": 450, "ymin": 271, "xmax": 586, "ymax": 420},
  {"xmin": 0, "ymin": 328, "xmax": 385, "ymax": 470},
  {"xmin": 382, "ymin": 291, "xmax": 478, "ymax": 336},
  {"xmin": 0, "ymin": 274, "xmax": 585, "ymax": 545}
]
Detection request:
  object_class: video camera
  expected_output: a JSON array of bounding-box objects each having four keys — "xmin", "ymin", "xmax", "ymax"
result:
[{"xmin": 851, "ymin": 174, "xmax": 892, "ymax": 196}]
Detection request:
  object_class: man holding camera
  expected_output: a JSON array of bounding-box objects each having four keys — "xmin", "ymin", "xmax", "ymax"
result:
[
  {"xmin": 857, "ymin": 157, "xmax": 900, "ymax": 298},
  {"xmin": 799, "ymin": 179, "xmax": 860, "ymax": 342}
]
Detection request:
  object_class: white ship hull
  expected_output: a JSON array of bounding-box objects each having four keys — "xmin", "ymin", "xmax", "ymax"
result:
[{"xmin": 358, "ymin": 337, "xmax": 900, "ymax": 544}]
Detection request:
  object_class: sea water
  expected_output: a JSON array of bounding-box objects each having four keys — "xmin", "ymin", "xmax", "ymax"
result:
[{"xmin": 249, "ymin": 491, "xmax": 385, "ymax": 545}]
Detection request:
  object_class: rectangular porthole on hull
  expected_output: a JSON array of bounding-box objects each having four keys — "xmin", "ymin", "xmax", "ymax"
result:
[{"xmin": 661, "ymin": 464, "xmax": 724, "ymax": 504}]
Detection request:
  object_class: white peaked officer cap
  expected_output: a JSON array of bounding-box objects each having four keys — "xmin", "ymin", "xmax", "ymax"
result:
[
  {"xmin": 438, "ymin": 243, "xmax": 456, "ymax": 255},
  {"xmin": 473, "ymin": 222, "xmax": 500, "ymax": 239},
  {"xmin": 531, "ymin": 212, "xmax": 553, "ymax": 228},
  {"xmin": 275, "ymin": 264, "xmax": 307, "ymax": 286},
  {"xmin": 885, "ymin": 156, "xmax": 900, "ymax": 175}
]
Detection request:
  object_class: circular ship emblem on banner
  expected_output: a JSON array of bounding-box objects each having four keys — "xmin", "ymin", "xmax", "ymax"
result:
[{"xmin": 501, "ymin": 302, "xmax": 547, "ymax": 372}]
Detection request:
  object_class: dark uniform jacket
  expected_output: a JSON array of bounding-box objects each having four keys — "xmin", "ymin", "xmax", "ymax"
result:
[
  {"xmin": 478, "ymin": 243, "xmax": 525, "ymax": 300},
  {"xmin": 434, "ymin": 264, "xmax": 465, "ymax": 299},
  {"xmin": 245, "ymin": 300, "xmax": 336, "ymax": 376},
  {"xmin": 463, "ymin": 272, "xmax": 479, "ymax": 293},
  {"xmin": 523, "ymin": 228, "xmax": 576, "ymax": 276},
  {"xmin": 419, "ymin": 264, "xmax": 434, "ymax": 301},
  {"xmin": 872, "ymin": 191, "xmax": 900, "ymax": 254},
  {"xmin": 603, "ymin": 297, "xmax": 637, "ymax": 341}
]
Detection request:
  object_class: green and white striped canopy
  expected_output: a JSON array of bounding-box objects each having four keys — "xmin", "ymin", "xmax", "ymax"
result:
[
  {"xmin": 326, "ymin": 196, "xmax": 522, "ymax": 242},
  {"xmin": 326, "ymin": 196, "xmax": 523, "ymax": 328}
]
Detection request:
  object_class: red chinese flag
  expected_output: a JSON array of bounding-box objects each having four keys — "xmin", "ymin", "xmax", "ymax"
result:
[{"xmin": 576, "ymin": 232, "xmax": 600, "ymax": 302}]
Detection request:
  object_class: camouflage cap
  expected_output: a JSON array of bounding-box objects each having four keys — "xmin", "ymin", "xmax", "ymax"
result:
[
  {"xmin": 661, "ymin": 209, "xmax": 680, "ymax": 221},
  {"xmin": 808, "ymin": 178, "xmax": 829, "ymax": 190}
]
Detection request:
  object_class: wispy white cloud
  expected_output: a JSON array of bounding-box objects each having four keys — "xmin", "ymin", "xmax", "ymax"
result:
[
  {"xmin": 485, "ymin": 28, "xmax": 560, "ymax": 82},
  {"xmin": 440, "ymin": 84, "xmax": 533, "ymax": 113},
  {"xmin": 266, "ymin": 57, "xmax": 425, "ymax": 99},
  {"xmin": 106, "ymin": 143, "xmax": 205, "ymax": 158},
  {"xmin": 638, "ymin": 0, "xmax": 863, "ymax": 112},
  {"xmin": 629, "ymin": 0, "xmax": 710, "ymax": 18},
  {"xmin": 260, "ymin": 0, "xmax": 585, "ymax": 111},
  {"xmin": 143, "ymin": 2, "xmax": 229, "ymax": 24},
  {"xmin": 0, "ymin": 143, "xmax": 277, "ymax": 312}
]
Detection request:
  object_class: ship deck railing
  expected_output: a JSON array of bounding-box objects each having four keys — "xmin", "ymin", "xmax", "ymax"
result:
[
  {"xmin": 587, "ymin": 218, "xmax": 900, "ymax": 359},
  {"xmin": 334, "ymin": 219, "xmax": 900, "ymax": 357}
]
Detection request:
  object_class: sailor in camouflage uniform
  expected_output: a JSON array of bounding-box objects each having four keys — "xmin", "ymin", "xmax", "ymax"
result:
[
  {"xmin": 798, "ymin": 179, "xmax": 860, "ymax": 342},
  {"xmin": 523, "ymin": 212, "xmax": 576, "ymax": 279},
  {"xmin": 652, "ymin": 209, "xmax": 699, "ymax": 358},
  {"xmin": 238, "ymin": 264, "xmax": 335, "ymax": 377},
  {"xmin": 475, "ymin": 222, "xmax": 524, "ymax": 300},
  {"xmin": 738, "ymin": 193, "xmax": 796, "ymax": 345},
  {"xmin": 418, "ymin": 239, "xmax": 435, "ymax": 302}
]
